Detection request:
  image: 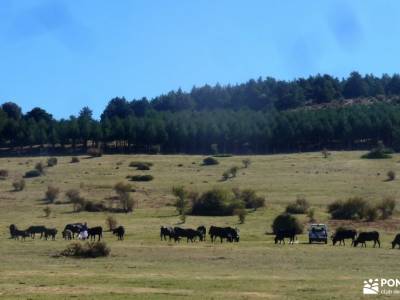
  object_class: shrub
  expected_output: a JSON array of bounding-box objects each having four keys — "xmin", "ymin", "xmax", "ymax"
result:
[
  {"xmin": 129, "ymin": 175, "xmax": 154, "ymax": 182},
  {"xmin": 202, "ymin": 157, "xmax": 219, "ymax": 166},
  {"xmin": 71, "ymin": 156, "xmax": 80, "ymax": 163},
  {"xmin": 114, "ymin": 182, "xmax": 132, "ymax": 195},
  {"xmin": 272, "ymin": 213, "xmax": 303, "ymax": 234},
  {"xmin": 191, "ymin": 188, "xmax": 244, "ymax": 216},
  {"xmin": 387, "ymin": 170, "xmax": 396, "ymax": 181},
  {"xmin": 242, "ymin": 158, "xmax": 251, "ymax": 168},
  {"xmin": 65, "ymin": 189, "xmax": 86, "ymax": 212},
  {"xmin": 307, "ymin": 208, "xmax": 316, "ymax": 222},
  {"xmin": 129, "ymin": 161, "xmax": 153, "ymax": 170},
  {"xmin": 105, "ymin": 216, "xmax": 118, "ymax": 231},
  {"xmin": 377, "ymin": 197, "xmax": 396, "ymax": 219},
  {"xmin": 321, "ymin": 148, "xmax": 330, "ymax": 159},
  {"xmin": 234, "ymin": 208, "xmax": 247, "ymax": 224},
  {"xmin": 114, "ymin": 182, "xmax": 134, "ymax": 212},
  {"xmin": 47, "ymin": 157, "xmax": 58, "ymax": 167},
  {"xmin": 83, "ymin": 200, "xmax": 106, "ymax": 212},
  {"xmin": 233, "ymin": 188, "xmax": 265, "ymax": 210},
  {"xmin": 12, "ymin": 179, "xmax": 25, "ymax": 191},
  {"xmin": 222, "ymin": 166, "xmax": 239, "ymax": 180},
  {"xmin": 43, "ymin": 206, "xmax": 52, "ymax": 218},
  {"xmin": 361, "ymin": 142, "xmax": 392, "ymax": 159},
  {"xmin": 87, "ymin": 148, "xmax": 102, "ymax": 157},
  {"xmin": 24, "ymin": 169, "xmax": 41, "ymax": 178},
  {"xmin": 45, "ymin": 185, "xmax": 60, "ymax": 203},
  {"xmin": 327, "ymin": 197, "xmax": 369, "ymax": 220},
  {"xmin": 285, "ymin": 197, "xmax": 310, "ymax": 214},
  {"xmin": 172, "ymin": 186, "xmax": 189, "ymax": 215},
  {"xmin": 34, "ymin": 162, "xmax": 45, "ymax": 174},
  {"xmin": 365, "ymin": 206, "xmax": 378, "ymax": 222},
  {"xmin": 0, "ymin": 169, "xmax": 9, "ymax": 179},
  {"xmin": 60, "ymin": 241, "xmax": 110, "ymax": 258}
]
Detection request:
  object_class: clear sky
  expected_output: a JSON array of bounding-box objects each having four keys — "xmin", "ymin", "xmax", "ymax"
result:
[{"xmin": 0, "ymin": 0, "xmax": 399, "ymax": 119}]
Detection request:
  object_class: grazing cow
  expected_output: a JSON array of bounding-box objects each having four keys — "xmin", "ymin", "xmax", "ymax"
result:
[
  {"xmin": 13, "ymin": 228, "xmax": 30, "ymax": 240},
  {"xmin": 274, "ymin": 229, "xmax": 296, "ymax": 244},
  {"xmin": 197, "ymin": 226, "xmax": 206, "ymax": 241},
  {"xmin": 209, "ymin": 226, "xmax": 240, "ymax": 243},
  {"xmin": 391, "ymin": 234, "xmax": 400, "ymax": 249},
  {"xmin": 44, "ymin": 228, "xmax": 58, "ymax": 240},
  {"xmin": 88, "ymin": 226, "xmax": 103, "ymax": 241},
  {"xmin": 26, "ymin": 225, "xmax": 47, "ymax": 239},
  {"xmin": 174, "ymin": 227, "xmax": 203, "ymax": 242},
  {"xmin": 9, "ymin": 224, "xmax": 16, "ymax": 239},
  {"xmin": 353, "ymin": 231, "xmax": 380, "ymax": 248},
  {"xmin": 332, "ymin": 229, "xmax": 357, "ymax": 246},
  {"xmin": 113, "ymin": 226, "xmax": 125, "ymax": 240},
  {"xmin": 63, "ymin": 223, "xmax": 84, "ymax": 239},
  {"xmin": 160, "ymin": 226, "xmax": 175, "ymax": 241},
  {"xmin": 62, "ymin": 229, "xmax": 73, "ymax": 240}
]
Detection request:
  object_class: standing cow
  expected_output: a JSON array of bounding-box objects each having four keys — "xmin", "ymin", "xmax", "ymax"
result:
[
  {"xmin": 332, "ymin": 229, "xmax": 357, "ymax": 246},
  {"xmin": 353, "ymin": 231, "xmax": 380, "ymax": 248}
]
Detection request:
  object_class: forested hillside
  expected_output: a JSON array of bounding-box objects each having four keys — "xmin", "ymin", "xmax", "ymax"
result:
[{"xmin": 1, "ymin": 72, "xmax": 400, "ymax": 154}]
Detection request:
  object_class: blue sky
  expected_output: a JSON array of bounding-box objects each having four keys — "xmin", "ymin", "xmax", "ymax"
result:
[{"xmin": 0, "ymin": 1, "xmax": 399, "ymax": 119}]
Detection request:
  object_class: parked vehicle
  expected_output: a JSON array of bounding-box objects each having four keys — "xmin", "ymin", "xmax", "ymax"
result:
[{"xmin": 308, "ymin": 224, "xmax": 328, "ymax": 244}]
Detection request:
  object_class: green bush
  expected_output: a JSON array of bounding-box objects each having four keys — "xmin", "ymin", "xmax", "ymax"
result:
[
  {"xmin": 71, "ymin": 156, "xmax": 80, "ymax": 163},
  {"xmin": 285, "ymin": 197, "xmax": 310, "ymax": 214},
  {"xmin": 361, "ymin": 142, "xmax": 392, "ymax": 159},
  {"xmin": 34, "ymin": 162, "xmax": 45, "ymax": 174},
  {"xmin": 272, "ymin": 213, "xmax": 303, "ymax": 234},
  {"xmin": 232, "ymin": 188, "xmax": 265, "ymax": 210},
  {"xmin": 234, "ymin": 208, "xmax": 247, "ymax": 224},
  {"xmin": 0, "ymin": 169, "xmax": 9, "ymax": 179},
  {"xmin": 387, "ymin": 170, "xmax": 396, "ymax": 181},
  {"xmin": 328, "ymin": 197, "xmax": 369, "ymax": 220},
  {"xmin": 12, "ymin": 179, "xmax": 25, "ymax": 191},
  {"xmin": 47, "ymin": 157, "xmax": 58, "ymax": 167},
  {"xmin": 129, "ymin": 175, "xmax": 154, "ymax": 182},
  {"xmin": 377, "ymin": 197, "xmax": 396, "ymax": 219},
  {"xmin": 191, "ymin": 188, "xmax": 243, "ymax": 216},
  {"xmin": 87, "ymin": 148, "xmax": 102, "ymax": 157},
  {"xmin": 24, "ymin": 169, "xmax": 41, "ymax": 178},
  {"xmin": 129, "ymin": 161, "xmax": 153, "ymax": 170},
  {"xmin": 202, "ymin": 157, "xmax": 219, "ymax": 166},
  {"xmin": 60, "ymin": 241, "xmax": 110, "ymax": 258},
  {"xmin": 45, "ymin": 185, "xmax": 60, "ymax": 203}
]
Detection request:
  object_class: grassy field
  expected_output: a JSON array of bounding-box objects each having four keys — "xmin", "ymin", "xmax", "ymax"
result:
[{"xmin": 0, "ymin": 151, "xmax": 399, "ymax": 299}]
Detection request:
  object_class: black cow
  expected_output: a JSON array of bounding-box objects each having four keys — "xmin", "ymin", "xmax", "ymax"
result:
[
  {"xmin": 113, "ymin": 226, "xmax": 125, "ymax": 240},
  {"xmin": 174, "ymin": 227, "xmax": 203, "ymax": 242},
  {"xmin": 9, "ymin": 224, "xmax": 16, "ymax": 239},
  {"xmin": 332, "ymin": 229, "xmax": 357, "ymax": 246},
  {"xmin": 13, "ymin": 228, "xmax": 30, "ymax": 240},
  {"xmin": 160, "ymin": 226, "xmax": 176, "ymax": 241},
  {"xmin": 353, "ymin": 231, "xmax": 380, "ymax": 248},
  {"xmin": 44, "ymin": 228, "xmax": 58, "ymax": 240},
  {"xmin": 391, "ymin": 234, "xmax": 400, "ymax": 249},
  {"xmin": 62, "ymin": 229, "xmax": 73, "ymax": 240},
  {"xmin": 26, "ymin": 225, "xmax": 47, "ymax": 239},
  {"xmin": 197, "ymin": 226, "xmax": 206, "ymax": 241},
  {"xmin": 209, "ymin": 226, "xmax": 240, "ymax": 243},
  {"xmin": 88, "ymin": 226, "xmax": 103, "ymax": 241},
  {"xmin": 274, "ymin": 229, "xmax": 296, "ymax": 244},
  {"xmin": 63, "ymin": 223, "xmax": 84, "ymax": 239}
]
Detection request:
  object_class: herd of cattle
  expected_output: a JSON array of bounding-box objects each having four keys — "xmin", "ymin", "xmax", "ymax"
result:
[
  {"xmin": 7, "ymin": 223, "xmax": 400, "ymax": 249},
  {"xmin": 8, "ymin": 223, "xmax": 125, "ymax": 241}
]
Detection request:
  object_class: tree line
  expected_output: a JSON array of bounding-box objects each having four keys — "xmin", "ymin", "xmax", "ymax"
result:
[{"xmin": 1, "ymin": 72, "xmax": 400, "ymax": 154}]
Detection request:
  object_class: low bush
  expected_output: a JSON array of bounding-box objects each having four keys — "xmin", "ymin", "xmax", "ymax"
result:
[
  {"xmin": 272, "ymin": 213, "xmax": 303, "ymax": 234},
  {"xmin": 387, "ymin": 170, "xmax": 396, "ymax": 181},
  {"xmin": 377, "ymin": 197, "xmax": 396, "ymax": 219},
  {"xmin": 87, "ymin": 148, "xmax": 102, "ymax": 157},
  {"xmin": 232, "ymin": 188, "xmax": 265, "ymax": 210},
  {"xmin": 60, "ymin": 241, "xmax": 110, "ymax": 258},
  {"xmin": 12, "ymin": 179, "xmax": 25, "ymax": 191},
  {"xmin": 361, "ymin": 142, "xmax": 392, "ymax": 159},
  {"xmin": 24, "ymin": 169, "xmax": 41, "ymax": 178},
  {"xmin": 129, "ymin": 161, "xmax": 153, "ymax": 170},
  {"xmin": 34, "ymin": 162, "xmax": 46, "ymax": 174},
  {"xmin": 234, "ymin": 208, "xmax": 247, "ymax": 224},
  {"xmin": 213, "ymin": 154, "xmax": 233, "ymax": 158},
  {"xmin": 45, "ymin": 185, "xmax": 60, "ymax": 203},
  {"xmin": 83, "ymin": 200, "xmax": 106, "ymax": 212},
  {"xmin": 191, "ymin": 188, "xmax": 244, "ymax": 216},
  {"xmin": 71, "ymin": 156, "xmax": 80, "ymax": 163},
  {"xmin": 242, "ymin": 158, "xmax": 251, "ymax": 168},
  {"xmin": 43, "ymin": 206, "xmax": 52, "ymax": 218},
  {"xmin": 129, "ymin": 175, "xmax": 154, "ymax": 182},
  {"xmin": 222, "ymin": 166, "xmax": 239, "ymax": 180},
  {"xmin": 285, "ymin": 197, "xmax": 310, "ymax": 214},
  {"xmin": 328, "ymin": 197, "xmax": 370, "ymax": 220},
  {"xmin": 65, "ymin": 189, "xmax": 86, "ymax": 211},
  {"xmin": 47, "ymin": 157, "xmax": 58, "ymax": 167},
  {"xmin": 202, "ymin": 157, "xmax": 219, "ymax": 166},
  {"xmin": 0, "ymin": 169, "xmax": 9, "ymax": 179}
]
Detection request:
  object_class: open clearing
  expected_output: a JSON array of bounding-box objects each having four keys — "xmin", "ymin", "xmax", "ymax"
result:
[{"xmin": 0, "ymin": 151, "xmax": 399, "ymax": 299}]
